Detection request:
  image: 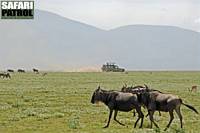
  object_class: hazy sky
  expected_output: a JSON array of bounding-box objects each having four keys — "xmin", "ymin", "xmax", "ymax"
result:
[{"xmin": 36, "ymin": 0, "xmax": 200, "ymax": 32}]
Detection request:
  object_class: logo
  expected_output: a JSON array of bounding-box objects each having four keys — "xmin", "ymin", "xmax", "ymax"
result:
[{"xmin": 1, "ymin": 1, "xmax": 34, "ymax": 19}]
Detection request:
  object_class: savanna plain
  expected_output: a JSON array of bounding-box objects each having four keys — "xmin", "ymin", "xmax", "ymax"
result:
[{"xmin": 0, "ymin": 71, "xmax": 199, "ymax": 133}]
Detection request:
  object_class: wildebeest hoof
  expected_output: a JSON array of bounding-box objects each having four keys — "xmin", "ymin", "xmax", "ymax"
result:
[
  {"xmin": 103, "ymin": 125, "xmax": 108, "ymax": 128},
  {"xmin": 120, "ymin": 123, "xmax": 125, "ymax": 126}
]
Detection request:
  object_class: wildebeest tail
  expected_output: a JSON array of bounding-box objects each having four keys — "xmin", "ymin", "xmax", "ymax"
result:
[{"xmin": 180, "ymin": 99, "xmax": 199, "ymax": 114}]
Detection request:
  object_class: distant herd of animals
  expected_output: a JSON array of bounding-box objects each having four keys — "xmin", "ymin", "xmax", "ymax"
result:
[
  {"xmin": 0, "ymin": 68, "xmax": 47, "ymax": 79},
  {"xmin": 91, "ymin": 84, "xmax": 199, "ymax": 131}
]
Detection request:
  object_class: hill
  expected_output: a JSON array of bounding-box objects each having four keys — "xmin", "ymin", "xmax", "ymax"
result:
[{"xmin": 0, "ymin": 10, "xmax": 199, "ymax": 71}]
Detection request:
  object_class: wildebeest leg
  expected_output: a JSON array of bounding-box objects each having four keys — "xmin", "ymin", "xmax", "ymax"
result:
[
  {"xmin": 133, "ymin": 109, "xmax": 136, "ymax": 117},
  {"xmin": 146, "ymin": 112, "xmax": 149, "ymax": 117},
  {"xmin": 149, "ymin": 110, "xmax": 159, "ymax": 128},
  {"xmin": 114, "ymin": 110, "xmax": 125, "ymax": 126},
  {"xmin": 175, "ymin": 107, "xmax": 183, "ymax": 128},
  {"xmin": 164, "ymin": 110, "xmax": 174, "ymax": 131},
  {"xmin": 103, "ymin": 110, "xmax": 113, "ymax": 128},
  {"xmin": 134, "ymin": 107, "xmax": 144, "ymax": 128},
  {"xmin": 146, "ymin": 111, "xmax": 160, "ymax": 117}
]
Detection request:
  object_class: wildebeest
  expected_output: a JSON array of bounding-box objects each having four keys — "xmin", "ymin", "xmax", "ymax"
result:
[
  {"xmin": 121, "ymin": 85, "xmax": 150, "ymax": 94},
  {"xmin": 91, "ymin": 86, "xmax": 144, "ymax": 128},
  {"xmin": 121, "ymin": 84, "xmax": 163, "ymax": 94},
  {"xmin": 121, "ymin": 85, "xmax": 146, "ymax": 116},
  {"xmin": 18, "ymin": 69, "xmax": 25, "ymax": 73},
  {"xmin": 4, "ymin": 73, "xmax": 11, "ymax": 79},
  {"xmin": 0, "ymin": 73, "xmax": 11, "ymax": 79},
  {"xmin": 7, "ymin": 69, "xmax": 14, "ymax": 73},
  {"xmin": 139, "ymin": 88, "xmax": 199, "ymax": 130},
  {"xmin": 33, "ymin": 68, "xmax": 39, "ymax": 74},
  {"xmin": 0, "ymin": 73, "xmax": 4, "ymax": 78},
  {"xmin": 121, "ymin": 85, "xmax": 162, "ymax": 116}
]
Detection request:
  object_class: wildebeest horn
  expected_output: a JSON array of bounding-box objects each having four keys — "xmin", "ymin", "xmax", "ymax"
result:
[
  {"xmin": 144, "ymin": 84, "xmax": 149, "ymax": 88},
  {"xmin": 131, "ymin": 84, "xmax": 133, "ymax": 87},
  {"xmin": 97, "ymin": 85, "xmax": 101, "ymax": 90},
  {"xmin": 124, "ymin": 83, "xmax": 127, "ymax": 87},
  {"xmin": 144, "ymin": 84, "xmax": 150, "ymax": 92}
]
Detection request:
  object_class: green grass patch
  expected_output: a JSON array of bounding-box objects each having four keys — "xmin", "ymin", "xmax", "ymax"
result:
[{"xmin": 0, "ymin": 71, "xmax": 199, "ymax": 132}]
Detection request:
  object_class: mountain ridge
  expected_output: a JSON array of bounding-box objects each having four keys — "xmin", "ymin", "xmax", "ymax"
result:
[{"xmin": 0, "ymin": 9, "xmax": 199, "ymax": 71}]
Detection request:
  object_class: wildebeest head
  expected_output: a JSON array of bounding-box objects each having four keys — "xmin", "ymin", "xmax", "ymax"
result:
[
  {"xmin": 121, "ymin": 86, "xmax": 127, "ymax": 92},
  {"xmin": 140, "ymin": 91, "xmax": 151, "ymax": 106},
  {"xmin": 139, "ymin": 84, "xmax": 151, "ymax": 106},
  {"xmin": 91, "ymin": 86, "xmax": 103, "ymax": 104},
  {"xmin": 121, "ymin": 83, "xmax": 129, "ymax": 92}
]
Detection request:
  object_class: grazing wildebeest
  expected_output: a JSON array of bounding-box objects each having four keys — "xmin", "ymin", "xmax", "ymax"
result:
[
  {"xmin": 91, "ymin": 86, "xmax": 144, "ymax": 128},
  {"xmin": 140, "ymin": 88, "xmax": 199, "ymax": 130},
  {"xmin": 4, "ymin": 73, "xmax": 11, "ymax": 79},
  {"xmin": 0, "ymin": 73, "xmax": 4, "ymax": 78},
  {"xmin": 33, "ymin": 68, "xmax": 39, "ymax": 74},
  {"xmin": 18, "ymin": 69, "xmax": 25, "ymax": 73},
  {"xmin": 0, "ymin": 73, "xmax": 11, "ymax": 79},
  {"xmin": 7, "ymin": 69, "xmax": 14, "ymax": 73},
  {"xmin": 121, "ymin": 85, "xmax": 162, "ymax": 117}
]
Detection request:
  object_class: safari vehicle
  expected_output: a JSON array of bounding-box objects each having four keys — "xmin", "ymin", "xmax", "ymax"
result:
[{"xmin": 101, "ymin": 62, "xmax": 125, "ymax": 72}]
